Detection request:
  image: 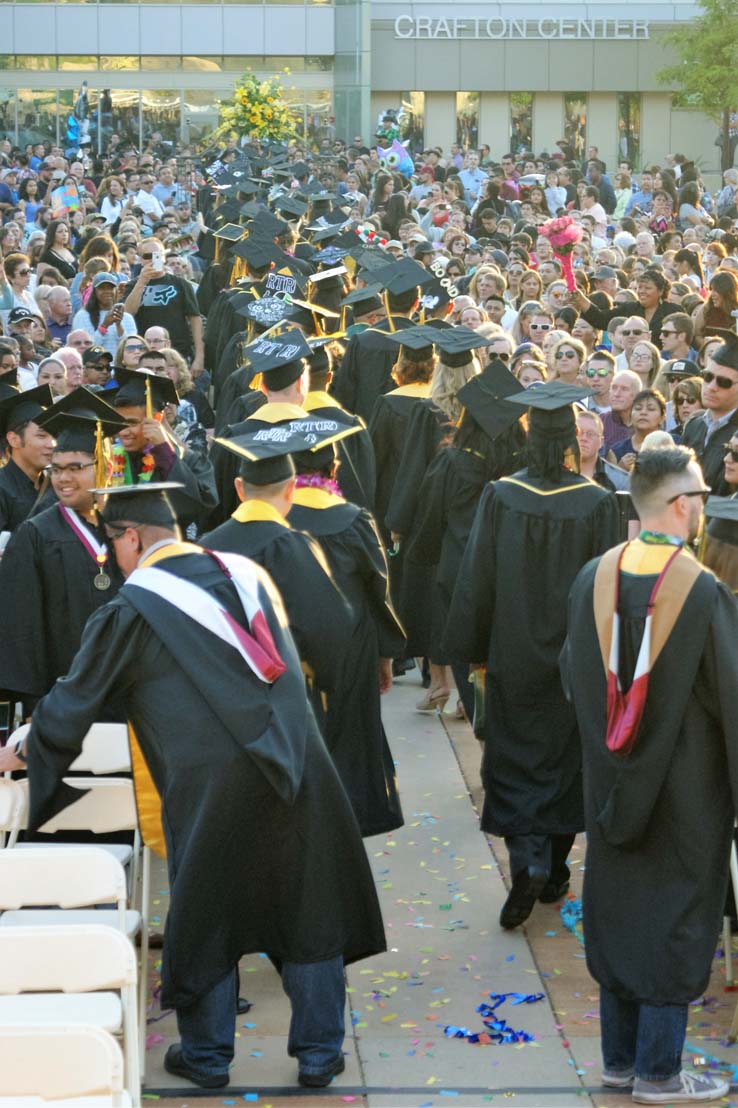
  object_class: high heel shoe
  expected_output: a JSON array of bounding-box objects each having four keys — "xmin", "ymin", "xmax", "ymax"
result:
[{"xmin": 415, "ymin": 687, "xmax": 450, "ymax": 713}]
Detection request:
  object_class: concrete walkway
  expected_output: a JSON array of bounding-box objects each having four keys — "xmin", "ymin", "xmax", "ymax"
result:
[{"xmin": 146, "ymin": 672, "xmax": 738, "ymax": 1108}]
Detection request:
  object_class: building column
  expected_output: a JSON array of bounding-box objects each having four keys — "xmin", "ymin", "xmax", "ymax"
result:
[
  {"xmin": 334, "ymin": 0, "xmax": 371, "ymax": 147},
  {"xmin": 424, "ymin": 91, "xmax": 456, "ymax": 151},
  {"xmin": 479, "ymin": 93, "xmax": 509, "ymax": 157},
  {"xmin": 586, "ymin": 93, "xmax": 618, "ymax": 172},
  {"xmin": 532, "ymin": 94, "xmax": 563, "ymax": 155},
  {"xmin": 640, "ymin": 93, "xmax": 672, "ymax": 170}
]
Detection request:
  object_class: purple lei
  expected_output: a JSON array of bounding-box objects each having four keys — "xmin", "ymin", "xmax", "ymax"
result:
[{"xmin": 295, "ymin": 473, "xmax": 343, "ymax": 497}]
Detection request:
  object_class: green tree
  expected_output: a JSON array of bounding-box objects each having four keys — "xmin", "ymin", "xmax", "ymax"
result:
[{"xmin": 656, "ymin": 0, "xmax": 738, "ymax": 171}]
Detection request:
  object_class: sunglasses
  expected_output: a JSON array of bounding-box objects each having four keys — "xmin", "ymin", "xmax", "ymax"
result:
[
  {"xmin": 16, "ymin": 269, "xmax": 30, "ymax": 277},
  {"xmin": 493, "ymin": 351, "xmax": 511, "ymax": 361},
  {"xmin": 724, "ymin": 447, "xmax": 738, "ymax": 462},
  {"xmin": 555, "ymin": 350, "xmax": 578, "ymax": 359},
  {"xmin": 529, "ymin": 323, "xmax": 551, "ymax": 331},
  {"xmin": 125, "ymin": 343, "xmax": 146, "ymax": 352},
  {"xmin": 703, "ymin": 370, "xmax": 738, "ymax": 389},
  {"xmin": 621, "ymin": 330, "xmax": 648, "ymax": 337},
  {"xmin": 660, "ymin": 329, "xmax": 677, "ymax": 336},
  {"xmin": 585, "ymin": 367, "xmax": 611, "ymax": 378},
  {"xmin": 665, "ymin": 488, "xmax": 711, "ymax": 505}
]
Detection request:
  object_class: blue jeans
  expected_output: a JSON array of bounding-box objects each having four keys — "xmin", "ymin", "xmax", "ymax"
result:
[
  {"xmin": 600, "ymin": 986, "xmax": 688, "ymax": 1082},
  {"xmin": 281, "ymin": 955, "xmax": 346, "ymax": 1074},
  {"xmin": 176, "ymin": 956, "xmax": 345, "ymax": 1077}
]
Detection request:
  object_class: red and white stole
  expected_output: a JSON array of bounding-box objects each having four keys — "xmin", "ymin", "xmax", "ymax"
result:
[
  {"xmin": 125, "ymin": 549, "xmax": 285, "ymax": 684},
  {"xmin": 58, "ymin": 503, "xmax": 107, "ymax": 563},
  {"xmin": 593, "ymin": 541, "xmax": 702, "ymax": 757}
]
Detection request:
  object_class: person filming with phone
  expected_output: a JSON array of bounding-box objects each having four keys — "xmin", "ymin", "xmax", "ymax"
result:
[{"xmin": 122, "ymin": 241, "xmax": 205, "ymax": 378}]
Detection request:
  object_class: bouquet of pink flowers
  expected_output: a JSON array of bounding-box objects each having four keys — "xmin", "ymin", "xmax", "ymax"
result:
[{"xmin": 539, "ymin": 215, "xmax": 583, "ymax": 291}]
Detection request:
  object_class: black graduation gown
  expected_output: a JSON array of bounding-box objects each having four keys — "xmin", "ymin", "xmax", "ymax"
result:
[
  {"xmin": 330, "ymin": 317, "xmax": 415, "ymax": 422},
  {"xmin": 125, "ymin": 446, "xmax": 217, "ymax": 532},
  {"xmin": 26, "ymin": 549, "xmax": 386, "ymax": 1009},
  {"xmin": 306, "ymin": 391, "xmax": 377, "ymax": 513},
  {"xmin": 406, "ymin": 447, "xmax": 490, "ymax": 661},
  {"xmin": 200, "ymin": 509, "xmax": 353, "ymax": 729},
  {"xmin": 0, "ymin": 459, "xmax": 55, "ymax": 533},
  {"xmin": 562, "ymin": 556, "xmax": 738, "ymax": 1004},
  {"xmin": 213, "ymin": 329, "xmax": 247, "ymax": 410},
  {"xmin": 0, "ymin": 502, "xmax": 123, "ymax": 703},
  {"xmin": 443, "ymin": 470, "xmax": 620, "ymax": 837},
  {"xmin": 288, "ymin": 490, "xmax": 406, "ymax": 836}
]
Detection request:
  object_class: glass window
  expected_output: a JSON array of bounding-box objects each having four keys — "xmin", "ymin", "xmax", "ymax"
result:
[
  {"xmin": 142, "ymin": 89, "xmax": 181, "ymax": 145},
  {"xmin": 106, "ymin": 89, "xmax": 141, "ymax": 148},
  {"xmin": 510, "ymin": 93, "xmax": 532, "ymax": 155},
  {"xmin": 222, "ymin": 56, "xmax": 264, "ymax": 70},
  {"xmin": 564, "ymin": 93, "xmax": 587, "ymax": 162},
  {"xmin": 59, "ymin": 83, "xmax": 98, "ymax": 150},
  {"xmin": 399, "ymin": 91, "xmax": 424, "ymax": 154},
  {"xmin": 100, "ymin": 57, "xmax": 141, "ymax": 72},
  {"xmin": 183, "ymin": 57, "xmax": 224, "ymax": 71},
  {"xmin": 617, "ymin": 93, "xmax": 641, "ymax": 171},
  {"xmin": 141, "ymin": 57, "xmax": 182, "ymax": 71},
  {"xmin": 456, "ymin": 92, "xmax": 479, "ymax": 152},
  {"xmin": 305, "ymin": 88, "xmax": 333, "ymax": 151},
  {"xmin": 58, "ymin": 57, "xmax": 98, "ymax": 71},
  {"xmin": 17, "ymin": 90, "xmax": 58, "ymax": 147},
  {"xmin": 266, "ymin": 57, "xmax": 305, "ymax": 73},
  {"xmin": 15, "ymin": 56, "xmax": 57, "ymax": 71},
  {"xmin": 0, "ymin": 57, "xmax": 14, "ymax": 71},
  {"xmin": 0, "ymin": 90, "xmax": 15, "ymax": 143},
  {"xmin": 183, "ymin": 89, "xmax": 227, "ymax": 147}
]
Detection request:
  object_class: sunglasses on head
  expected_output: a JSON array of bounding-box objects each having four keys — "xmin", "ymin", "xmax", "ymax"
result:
[{"xmin": 703, "ymin": 370, "xmax": 738, "ymax": 389}]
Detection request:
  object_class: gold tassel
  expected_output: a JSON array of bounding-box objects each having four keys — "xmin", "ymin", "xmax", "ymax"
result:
[
  {"xmin": 94, "ymin": 420, "xmax": 108, "ymax": 490},
  {"xmin": 383, "ymin": 291, "xmax": 395, "ymax": 332},
  {"xmin": 145, "ymin": 377, "xmax": 154, "ymax": 420}
]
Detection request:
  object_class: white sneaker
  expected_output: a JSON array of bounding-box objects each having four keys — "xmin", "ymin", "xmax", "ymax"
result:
[{"xmin": 632, "ymin": 1069, "xmax": 730, "ymax": 1103}]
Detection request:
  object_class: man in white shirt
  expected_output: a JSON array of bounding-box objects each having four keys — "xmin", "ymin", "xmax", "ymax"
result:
[{"xmin": 134, "ymin": 173, "xmax": 165, "ymax": 227}]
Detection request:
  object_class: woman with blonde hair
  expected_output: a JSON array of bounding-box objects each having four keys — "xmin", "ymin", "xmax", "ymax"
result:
[
  {"xmin": 629, "ymin": 338, "xmax": 662, "ymax": 388},
  {"xmin": 114, "ymin": 333, "xmax": 149, "ymax": 368},
  {"xmin": 549, "ymin": 335, "xmax": 587, "ymax": 384},
  {"xmin": 162, "ymin": 346, "xmax": 214, "ymax": 429}
]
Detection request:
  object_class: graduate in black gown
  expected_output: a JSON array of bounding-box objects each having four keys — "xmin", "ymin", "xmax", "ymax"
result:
[
  {"xmin": 110, "ymin": 367, "xmax": 217, "ymax": 532},
  {"xmin": 201, "ymin": 400, "xmax": 356, "ymax": 734},
  {"xmin": 444, "ymin": 381, "xmax": 620, "ymax": 929},
  {"xmin": 7, "ymin": 483, "xmax": 385, "ymax": 1092},
  {"xmin": 702, "ymin": 493, "xmax": 738, "ymax": 591},
  {"xmin": 288, "ymin": 435, "xmax": 406, "ymax": 837},
  {"xmin": 407, "ymin": 361, "xmax": 528, "ymax": 719},
  {"xmin": 0, "ymin": 388, "xmax": 126, "ymax": 712},
  {"xmin": 0, "ymin": 384, "xmax": 55, "ymax": 533},
  {"xmin": 561, "ymin": 448, "xmax": 738, "ymax": 1103},
  {"xmin": 330, "ymin": 257, "xmax": 433, "ymax": 421}
]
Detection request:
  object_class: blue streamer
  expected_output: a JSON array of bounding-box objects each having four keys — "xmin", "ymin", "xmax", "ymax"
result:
[
  {"xmin": 443, "ymin": 990, "xmax": 544, "ymax": 1045},
  {"xmin": 560, "ymin": 897, "xmax": 585, "ymax": 946}
]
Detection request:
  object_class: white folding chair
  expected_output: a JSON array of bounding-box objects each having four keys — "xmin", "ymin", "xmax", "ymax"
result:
[
  {"xmin": 0, "ymin": 777, "xmax": 26, "ymax": 849},
  {"xmin": 0, "ymin": 1024, "xmax": 129, "ymax": 1106},
  {"xmin": 0, "ymin": 924, "xmax": 140, "ymax": 1101}
]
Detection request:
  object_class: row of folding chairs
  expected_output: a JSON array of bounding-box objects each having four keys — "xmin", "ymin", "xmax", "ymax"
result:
[{"xmin": 0, "ymin": 723, "xmax": 151, "ymax": 1104}]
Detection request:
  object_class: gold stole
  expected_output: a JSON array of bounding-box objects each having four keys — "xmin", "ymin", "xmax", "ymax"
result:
[
  {"xmin": 291, "ymin": 486, "xmax": 346, "ymax": 510},
  {"xmin": 592, "ymin": 540, "xmax": 702, "ymax": 677},
  {"xmin": 127, "ymin": 540, "xmax": 203, "ymax": 858},
  {"xmin": 231, "ymin": 499, "xmax": 291, "ymax": 527}
]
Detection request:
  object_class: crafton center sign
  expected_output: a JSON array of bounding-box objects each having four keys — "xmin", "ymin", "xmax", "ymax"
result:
[{"xmin": 393, "ymin": 15, "xmax": 651, "ymax": 39}]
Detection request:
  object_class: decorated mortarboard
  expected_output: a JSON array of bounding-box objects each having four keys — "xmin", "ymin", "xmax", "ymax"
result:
[
  {"xmin": 213, "ymin": 222, "xmax": 247, "ymax": 243},
  {"xmin": 0, "ymin": 384, "xmax": 53, "ymax": 438},
  {"xmin": 111, "ymin": 367, "xmax": 179, "ymax": 413},
  {"xmin": 456, "ymin": 359, "xmax": 525, "ymax": 440},
  {"xmin": 263, "ymin": 267, "xmax": 308, "ymax": 298},
  {"xmin": 372, "ymin": 256, "xmax": 434, "ymax": 296},
  {"xmin": 419, "ymin": 278, "xmax": 454, "ymax": 313},
  {"xmin": 705, "ymin": 494, "xmax": 738, "ymax": 548},
  {"xmin": 245, "ymin": 328, "xmax": 313, "ymax": 390},
  {"xmin": 312, "ymin": 244, "xmax": 352, "ymax": 265},
  {"xmin": 272, "ymin": 195, "xmax": 308, "ymax": 219},
  {"xmin": 708, "ymin": 328, "xmax": 738, "ymax": 372},
  {"xmin": 95, "ymin": 482, "xmax": 183, "ymax": 528},
  {"xmin": 235, "ymin": 296, "xmax": 293, "ymax": 327},
  {"xmin": 309, "ymin": 265, "xmax": 347, "ymax": 285}
]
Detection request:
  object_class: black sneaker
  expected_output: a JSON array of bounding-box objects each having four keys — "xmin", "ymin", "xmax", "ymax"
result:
[
  {"xmin": 164, "ymin": 1043, "xmax": 229, "ymax": 1089},
  {"xmin": 499, "ymin": 869, "xmax": 547, "ymax": 929},
  {"xmin": 539, "ymin": 876, "xmax": 570, "ymax": 903},
  {"xmin": 298, "ymin": 1053, "xmax": 346, "ymax": 1088}
]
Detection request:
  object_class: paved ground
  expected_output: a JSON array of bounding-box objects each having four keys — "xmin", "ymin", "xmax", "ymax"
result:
[{"xmin": 144, "ymin": 671, "xmax": 738, "ymax": 1108}]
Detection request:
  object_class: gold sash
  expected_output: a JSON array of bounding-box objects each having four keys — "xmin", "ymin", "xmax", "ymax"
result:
[
  {"xmin": 291, "ymin": 486, "xmax": 346, "ymax": 509},
  {"xmin": 231, "ymin": 500, "xmax": 290, "ymax": 527}
]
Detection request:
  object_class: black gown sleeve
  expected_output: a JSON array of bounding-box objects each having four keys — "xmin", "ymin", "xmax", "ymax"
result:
[
  {"xmin": 405, "ymin": 451, "xmax": 451, "ymax": 567},
  {"xmin": 349, "ymin": 510, "xmax": 406, "ymax": 658},
  {"xmin": 168, "ymin": 449, "xmax": 218, "ymax": 520},
  {"xmin": 442, "ymin": 482, "xmax": 497, "ymax": 663},
  {"xmin": 0, "ymin": 522, "xmax": 48, "ymax": 697},
  {"xmin": 700, "ymin": 581, "xmax": 738, "ymax": 810},
  {"xmin": 386, "ymin": 405, "xmax": 444, "ymax": 536},
  {"xmin": 330, "ymin": 335, "xmax": 360, "ymax": 414}
]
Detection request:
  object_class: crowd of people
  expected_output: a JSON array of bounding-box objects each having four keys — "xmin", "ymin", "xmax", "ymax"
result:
[{"xmin": 0, "ymin": 128, "xmax": 738, "ymax": 1104}]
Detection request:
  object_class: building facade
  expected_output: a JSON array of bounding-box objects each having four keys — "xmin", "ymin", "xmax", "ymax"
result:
[{"xmin": 0, "ymin": 0, "xmax": 723, "ymax": 177}]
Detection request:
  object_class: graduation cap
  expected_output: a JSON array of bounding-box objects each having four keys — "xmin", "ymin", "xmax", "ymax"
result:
[
  {"xmin": 705, "ymin": 494, "xmax": 738, "ymax": 547},
  {"xmin": 289, "ymin": 162, "xmax": 310, "ymax": 180},
  {"xmin": 0, "ymin": 384, "xmax": 53, "ymax": 438},
  {"xmin": 251, "ymin": 210, "xmax": 290, "ymax": 239},
  {"xmin": 230, "ymin": 237, "xmax": 285, "ymax": 270},
  {"xmin": 0, "ymin": 367, "xmax": 19, "ymax": 391},
  {"xmin": 239, "ymin": 200, "xmax": 265, "ymax": 221},
  {"xmin": 273, "ymin": 195, "xmax": 308, "ymax": 220},
  {"xmin": 312, "ymin": 245, "xmax": 351, "ymax": 265},
  {"xmin": 285, "ymin": 298, "xmax": 341, "ymax": 337},
  {"xmin": 36, "ymin": 387, "xmax": 127, "ymax": 489},
  {"xmin": 245, "ymin": 328, "xmax": 312, "ymax": 390},
  {"xmin": 429, "ymin": 325, "xmax": 491, "ymax": 368},
  {"xmin": 263, "ymin": 267, "xmax": 308, "ymax": 298},
  {"xmin": 96, "ymin": 482, "xmax": 182, "ymax": 529},
  {"xmin": 341, "ymin": 283, "xmax": 382, "ymax": 309},
  {"xmin": 372, "ymin": 256, "xmax": 434, "ymax": 296},
  {"xmin": 111, "ymin": 368, "xmax": 179, "ymax": 414},
  {"xmin": 308, "ymin": 224, "xmax": 345, "ymax": 245},
  {"xmin": 208, "ymin": 200, "xmax": 245, "ymax": 229},
  {"xmin": 507, "ymin": 379, "xmax": 592, "ymax": 436},
  {"xmin": 213, "ymin": 222, "xmax": 247, "ymax": 244},
  {"xmin": 456, "ymin": 359, "xmax": 525, "ymax": 440},
  {"xmin": 235, "ymin": 296, "xmax": 293, "ymax": 328},
  {"xmin": 709, "ymin": 328, "xmax": 738, "ymax": 371},
  {"xmin": 419, "ymin": 278, "xmax": 453, "ymax": 314}
]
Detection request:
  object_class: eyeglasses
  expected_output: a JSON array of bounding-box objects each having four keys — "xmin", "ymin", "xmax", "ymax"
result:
[
  {"xmin": 555, "ymin": 350, "xmax": 578, "ymax": 359},
  {"xmin": 16, "ymin": 269, "xmax": 30, "ymax": 277},
  {"xmin": 665, "ymin": 488, "xmax": 711, "ymax": 505},
  {"xmin": 703, "ymin": 370, "xmax": 738, "ymax": 389},
  {"xmin": 47, "ymin": 462, "xmax": 95, "ymax": 476},
  {"xmin": 529, "ymin": 323, "xmax": 551, "ymax": 331},
  {"xmin": 724, "ymin": 447, "xmax": 738, "ymax": 462},
  {"xmin": 585, "ymin": 367, "xmax": 611, "ymax": 377},
  {"xmin": 660, "ymin": 329, "xmax": 677, "ymax": 336},
  {"xmin": 621, "ymin": 330, "xmax": 648, "ymax": 337}
]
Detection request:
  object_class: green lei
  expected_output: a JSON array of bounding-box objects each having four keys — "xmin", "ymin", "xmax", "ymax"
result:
[
  {"xmin": 110, "ymin": 444, "xmax": 156, "ymax": 486},
  {"xmin": 639, "ymin": 529, "xmax": 684, "ymax": 548}
]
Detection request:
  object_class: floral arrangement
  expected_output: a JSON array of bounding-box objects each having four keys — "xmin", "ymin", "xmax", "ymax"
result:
[
  {"xmin": 111, "ymin": 444, "xmax": 156, "ymax": 486},
  {"xmin": 538, "ymin": 215, "xmax": 583, "ymax": 292},
  {"xmin": 356, "ymin": 223, "xmax": 388, "ymax": 247},
  {"xmin": 295, "ymin": 473, "xmax": 343, "ymax": 498},
  {"xmin": 212, "ymin": 71, "xmax": 296, "ymax": 144}
]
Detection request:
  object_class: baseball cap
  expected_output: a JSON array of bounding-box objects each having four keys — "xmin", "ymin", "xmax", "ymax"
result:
[
  {"xmin": 92, "ymin": 271, "xmax": 119, "ymax": 289},
  {"xmin": 8, "ymin": 307, "xmax": 38, "ymax": 325},
  {"xmin": 592, "ymin": 266, "xmax": 617, "ymax": 281},
  {"xmin": 82, "ymin": 345, "xmax": 114, "ymax": 366}
]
